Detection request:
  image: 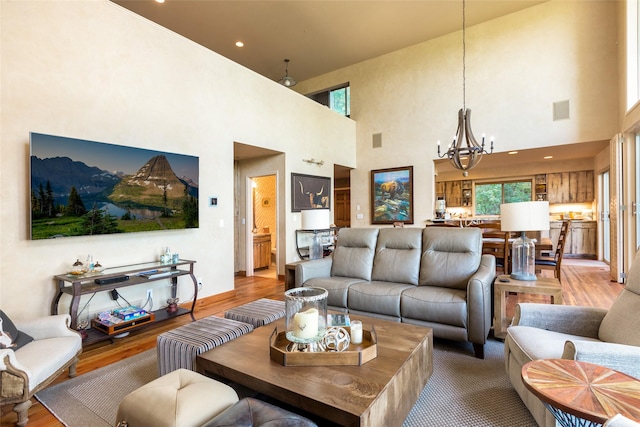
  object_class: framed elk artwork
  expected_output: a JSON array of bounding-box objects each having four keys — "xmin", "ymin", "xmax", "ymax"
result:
[
  {"xmin": 370, "ymin": 166, "xmax": 414, "ymax": 225},
  {"xmin": 291, "ymin": 173, "xmax": 331, "ymax": 212}
]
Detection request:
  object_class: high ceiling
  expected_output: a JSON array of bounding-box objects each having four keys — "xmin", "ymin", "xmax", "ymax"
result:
[
  {"xmin": 112, "ymin": 0, "xmax": 546, "ymax": 84},
  {"xmin": 112, "ymin": 0, "xmax": 603, "ymax": 173}
]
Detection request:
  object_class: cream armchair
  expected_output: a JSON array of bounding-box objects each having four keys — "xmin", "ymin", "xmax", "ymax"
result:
[
  {"xmin": 1, "ymin": 313, "xmax": 82, "ymax": 426},
  {"xmin": 504, "ymin": 249, "xmax": 640, "ymax": 427}
]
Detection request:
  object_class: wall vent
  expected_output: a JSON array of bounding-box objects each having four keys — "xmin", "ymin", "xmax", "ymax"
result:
[
  {"xmin": 553, "ymin": 100, "xmax": 570, "ymax": 121},
  {"xmin": 372, "ymin": 133, "xmax": 382, "ymax": 148}
]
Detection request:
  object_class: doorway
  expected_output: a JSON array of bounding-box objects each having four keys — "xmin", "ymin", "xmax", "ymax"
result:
[
  {"xmin": 233, "ymin": 142, "xmax": 283, "ymax": 281},
  {"xmin": 251, "ymin": 174, "xmax": 277, "ymax": 279},
  {"xmin": 600, "ymin": 170, "xmax": 610, "ymax": 263}
]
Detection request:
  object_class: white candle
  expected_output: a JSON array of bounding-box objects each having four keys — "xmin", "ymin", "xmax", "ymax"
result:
[
  {"xmin": 293, "ymin": 308, "xmax": 319, "ymax": 340},
  {"xmin": 350, "ymin": 320, "xmax": 363, "ymax": 344}
]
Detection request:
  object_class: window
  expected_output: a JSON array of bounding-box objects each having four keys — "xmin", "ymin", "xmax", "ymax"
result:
[
  {"xmin": 475, "ymin": 180, "xmax": 532, "ymax": 215},
  {"xmin": 307, "ymin": 84, "xmax": 350, "ymax": 117}
]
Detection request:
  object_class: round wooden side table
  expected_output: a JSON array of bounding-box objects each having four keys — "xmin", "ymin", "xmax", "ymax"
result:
[{"xmin": 522, "ymin": 359, "xmax": 640, "ymax": 427}]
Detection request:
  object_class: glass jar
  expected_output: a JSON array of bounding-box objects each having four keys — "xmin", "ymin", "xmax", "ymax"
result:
[
  {"xmin": 70, "ymin": 259, "xmax": 85, "ymax": 275},
  {"xmin": 284, "ymin": 287, "xmax": 328, "ymax": 345}
]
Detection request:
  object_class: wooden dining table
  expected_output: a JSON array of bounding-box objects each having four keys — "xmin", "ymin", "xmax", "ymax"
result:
[{"xmin": 482, "ymin": 237, "xmax": 553, "ymax": 252}]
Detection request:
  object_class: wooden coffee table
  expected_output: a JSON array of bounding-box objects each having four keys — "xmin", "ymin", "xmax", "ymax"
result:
[{"xmin": 196, "ymin": 315, "xmax": 433, "ymax": 427}]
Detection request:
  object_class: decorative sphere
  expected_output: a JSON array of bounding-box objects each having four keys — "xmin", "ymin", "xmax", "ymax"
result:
[{"xmin": 323, "ymin": 327, "xmax": 350, "ymax": 352}]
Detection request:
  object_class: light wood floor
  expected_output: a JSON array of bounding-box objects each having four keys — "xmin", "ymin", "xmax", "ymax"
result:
[{"xmin": 1, "ymin": 260, "xmax": 624, "ymax": 427}]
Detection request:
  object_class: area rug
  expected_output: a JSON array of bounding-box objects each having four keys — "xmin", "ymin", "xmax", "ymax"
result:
[
  {"xmin": 36, "ymin": 338, "xmax": 536, "ymax": 427},
  {"xmin": 35, "ymin": 350, "xmax": 158, "ymax": 427}
]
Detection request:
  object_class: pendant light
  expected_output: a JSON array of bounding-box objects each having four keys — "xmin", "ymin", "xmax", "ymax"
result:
[
  {"xmin": 278, "ymin": 59, "xmax": 297, "ymax": 87},
  {"xmin": 437, "ymin": 0, "xmax": 493, "ymax": 175}
]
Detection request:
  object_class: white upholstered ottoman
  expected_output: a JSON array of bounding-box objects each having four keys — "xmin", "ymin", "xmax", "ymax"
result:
[
  {"xmin": 116, "ymin": 368, "xmax": 238, "ymax": 427},
  {"xmin": 157, "ymin": 316, "xmax": 253, "ymax": 376}
]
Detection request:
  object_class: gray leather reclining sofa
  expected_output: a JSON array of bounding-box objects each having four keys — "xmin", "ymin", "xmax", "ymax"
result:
[{"xmin": 295, "ymin": 227, "xmax": 496, "ymax": 358}]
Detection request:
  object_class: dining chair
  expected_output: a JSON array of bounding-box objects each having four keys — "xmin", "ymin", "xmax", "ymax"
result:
[
  {"xmin": 470, "ymin": 222, "xmax": 511, "ymax": 275},
  {"xmin": 535, "ymin": 220, "xmax": 570, "ymax": 283}
]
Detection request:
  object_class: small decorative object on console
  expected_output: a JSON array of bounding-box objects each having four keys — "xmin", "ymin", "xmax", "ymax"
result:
[
  {"xmin": 166, "ymin": 298, "xmax": 179, "ymax": 313},
  {"xmin": 70, "ymin": 259, "xmax": 85, "ymax": 275}
]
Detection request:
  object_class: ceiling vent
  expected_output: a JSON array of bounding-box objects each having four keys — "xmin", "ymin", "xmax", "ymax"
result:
[
  {"xmin": 372, "ymin": 133, "xmax": 382, "ymax": 148},
  {"xmin": 553, "ymin": 100, "xmax": 570, "ymax": 121}
]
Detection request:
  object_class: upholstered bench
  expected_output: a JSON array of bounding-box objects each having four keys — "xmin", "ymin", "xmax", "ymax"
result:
[
  {"xmin": 157, "ymin": 316, "xmax": 253, "ymax": 376},
  {"xmin": 116, "ymin": 368, "xmax": 239, "ymax": 427},
  {"xmin": 224, "ymin": 298, "xmax": 285, "ymax": 328}
]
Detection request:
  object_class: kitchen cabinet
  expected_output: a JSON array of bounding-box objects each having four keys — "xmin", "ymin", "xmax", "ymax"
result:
[
  {"xmin": 569, "ymin": 222, "xmax": 597, "ymax": 257},
  {"xmin": 547, "ymin": 171, "xmax": 594, "ymax": 203},
  {"xmin": 550, "ymin": 221, "xmax": 596, "ymax": 258},
  {"xmin": 461, "ymin": 180, "xmax": 472, "ymax": 206},
  {"xmin": 435, "ymin": 181, "xmax": 445, "ymax": 199},
  {"xmin": 535, "ymin": 174, "xmax": 547, "ymax": 201},
  {"xmin": 570, "ymin": 171, "xmax": 594, "ymax": 202},
  {"xmin": 445, "ymin": 181, "xmax": 462, "ymax": 207},
  {"xmin": 253, "ymin": 234, "xmax": 272, "ymax": 269}
]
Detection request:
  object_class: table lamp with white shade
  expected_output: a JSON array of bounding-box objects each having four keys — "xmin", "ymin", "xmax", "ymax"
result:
[{"xmin": 500, "ymin": 201, "xmax": 550, "ymax": 281}]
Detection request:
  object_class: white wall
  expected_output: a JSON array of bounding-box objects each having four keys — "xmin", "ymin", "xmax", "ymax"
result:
[
  {"xmin": 0, "ymin": 0, "xmax": 355, "ymax": 319},
  {"xmin": 295, "ymin": 1, "xmax": 619, "ymax": 228}
]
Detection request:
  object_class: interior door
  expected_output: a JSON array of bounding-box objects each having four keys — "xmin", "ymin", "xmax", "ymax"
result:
[
  {"xmin": 609, "ymin": 134, "xmax": 624, "ymax": 283},
  {"xmin": 635, "ymin": 135, "xmax": 640, "ymax": 252}
]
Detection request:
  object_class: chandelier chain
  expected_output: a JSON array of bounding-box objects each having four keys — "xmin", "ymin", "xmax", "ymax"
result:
[{"xmin": 462, "ymin": 0, "xmax": 466, "ymax": 111}]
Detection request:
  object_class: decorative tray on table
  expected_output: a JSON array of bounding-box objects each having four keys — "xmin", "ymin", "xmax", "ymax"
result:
[{"xmin": 269, "ymin": 326, "xmax": 377, "ymax": 367}]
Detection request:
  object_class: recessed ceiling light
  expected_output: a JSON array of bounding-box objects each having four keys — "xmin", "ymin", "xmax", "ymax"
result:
[
  {"xmin": 235, "ymin": 41, "xmax": 244, "ymax": 47},
  {"xmin": 155, "ymin": 0, "xmax": 165, "ymax": 3},
  {"xmin": 508, "ymin": 151, "xmax": 518, "ymax": 155},
  {"xmin": 544, "ymin": 155, "xmax": 553, "ymax": 159}
]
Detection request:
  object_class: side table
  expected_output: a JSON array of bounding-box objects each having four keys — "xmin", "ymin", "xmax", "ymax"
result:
[
  {"xmin": 493, "ymin": 274, "xmax": 562, "ymax": 339},
  {"xmin": 284, "ymin": 261, "xmax": 306, "ymax": 290},
  {"xmin": 522, "ymin": 359, "xmax": 640, "ymax": 427}
]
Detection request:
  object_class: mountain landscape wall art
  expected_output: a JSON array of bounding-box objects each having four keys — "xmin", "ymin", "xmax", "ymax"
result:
[{"xmin": 30, "ymin": 133, "xmax": 199, "ymax": 240}]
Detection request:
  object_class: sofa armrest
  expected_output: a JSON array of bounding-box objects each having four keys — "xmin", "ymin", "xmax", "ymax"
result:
[
  {"xmin": 295, "ymin": 258, "xmax": 333, "ymax": 286},
  {"xmin": 513, "ymin": 303, "xmax": 607, "ymax": 338},
  {"xmin": 562, "ymin": 340, "xmax": 640, "ymax": 379},
  {"xmin": 14, "ymin": 314, "xmax": 79, "ymax": 340},
  {"xmin": 466, "ymin": 254, "xmax": 496, "ymax": 344},
  {"xmin": 0, "ymin": 348, "xmax": 31, "ymax": 378},
  {"xmin": 1, "ymin": 349, "xmax": 31, "ymax": 401}
]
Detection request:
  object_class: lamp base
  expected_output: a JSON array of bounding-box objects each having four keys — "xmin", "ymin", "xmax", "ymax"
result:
[
  {"xmin": 510, "ymin": 272, "xmax": 537, "ymax": 281},
  {"xmin": 511, "ymin": 232, "xmax": 536, "ymax": 281}
]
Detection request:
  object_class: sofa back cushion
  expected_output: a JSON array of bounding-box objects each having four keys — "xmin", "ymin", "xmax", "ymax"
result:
[
  {"xmin": 371, "ymin": 228, "xmax": 422, "ymax": 285},
  {"xmin": 331, "ymin": 228, "xmax": 379, "ymax": 281},
  {"xmin": 419, "ymin": 227, "xmax": 482, "ymax": 289},
  {"xmin": 599, "ymin": 249, "xmax": 640, "ymax": 346}
]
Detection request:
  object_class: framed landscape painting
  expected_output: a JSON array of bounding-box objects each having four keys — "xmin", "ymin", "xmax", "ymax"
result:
[
  {"xmin": 291, "ymin": 173, "xmax": 331, "ymax": 212},
  {"xmin": 370, "ymin": 166, "xmax": 414, "ymax": 225},
  {"xmin": 30, "ymin": 132, "xmax": 199, "ymax": 239}
]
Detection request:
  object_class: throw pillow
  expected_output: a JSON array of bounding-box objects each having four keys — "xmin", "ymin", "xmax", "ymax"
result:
[{"xmin": 0, "ymin": 310, "xmax": 34, "ymax": 350}]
